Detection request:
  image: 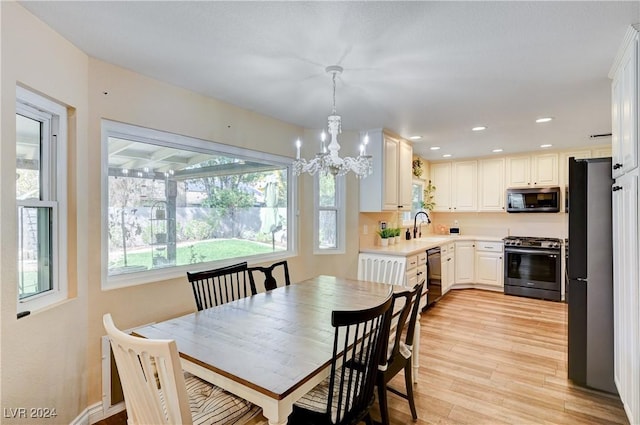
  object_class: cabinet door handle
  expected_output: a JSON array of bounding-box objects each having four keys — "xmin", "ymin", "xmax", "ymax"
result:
[
  {"xmin": 613, "ymin": 186, "xmax": 623, "ymax": 192},
  {"xmin": 613, "ymin": 163, "xmax": 623, "ymax": 170}
]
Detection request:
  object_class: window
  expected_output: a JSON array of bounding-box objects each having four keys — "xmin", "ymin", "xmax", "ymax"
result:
[
  {"xmin": 402, "ymin": 179, "xmax": 425, "ymax": 225},
  {"xmin": 314, "ymin": 173, "xmax": 345, "ymax": 253},
  {"xmin": 16, "ymin": 86, "xmax": 68, "ymax": 311},
  {"xmin": 102, "ymin": 120, "xmax": 295, "ymax": 288}
]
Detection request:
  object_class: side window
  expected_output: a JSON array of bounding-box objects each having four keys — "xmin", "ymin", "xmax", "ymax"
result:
[
  {"xmin": 16, "ymin": 87, "xmax": 68, "ymax": 312},
  {"xmin": 315, "ymin": 173, "xmax": 345, "ymax": 253},
  {"xmin": 102, "ymin": 120, "xmax": 295, "ymax": 288}
]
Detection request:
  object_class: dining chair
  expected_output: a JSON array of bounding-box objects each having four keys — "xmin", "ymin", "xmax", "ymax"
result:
[
  {"xmin": 289, "ymin": 293, "xmax": 394, "ymax": 425},
  {"xmin": 247, "ymin": 260, "xmax": 291, "ymax": 293},
  {"xmin": 186, "ymin": 261, "xmax": 253, "ymax": 310},
  {"xmin": 102, "ymin": 313, "xmax": 261, "ymax": 425},
  {"xmin": 376, "ymin": 280, "xmax": 425, "ymax": 425}
]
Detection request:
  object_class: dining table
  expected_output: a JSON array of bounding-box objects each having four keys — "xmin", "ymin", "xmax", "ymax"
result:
[{"xmin": 133, "ymin": 274, "xmax": 410, "ymax": 425}]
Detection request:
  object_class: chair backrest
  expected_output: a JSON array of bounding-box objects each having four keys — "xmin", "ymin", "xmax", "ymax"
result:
[
  {"xmin": 326, "ymin": 293, "xmax": 394, "ymax": 424},
  {"xmin": 186, "ymin": 261, "xmax": 252, "ymax": 310},
  {"xmin": 382, "ymin": 280, "xmax": 425, "ymax": 368},
  {"xmin": 247, "ymin": 260, "xmax": 291, "ymax": 293},
  {"xmin": 357, "ymin": 253, "xmax": 406, "ymax": 286},
  {"xmin": 103, "ymin": 313, "xmax": 192, "ymax": 425}
]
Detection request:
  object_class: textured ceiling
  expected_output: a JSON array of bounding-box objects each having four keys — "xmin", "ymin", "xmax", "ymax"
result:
[{"xmin": 19, "ymin": 1, "xmax": 640, "ymax": 160}]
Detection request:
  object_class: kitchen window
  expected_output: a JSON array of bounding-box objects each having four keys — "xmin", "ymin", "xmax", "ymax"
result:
[
  {"xmin": 102, "ymin": 120, "xmax": 296, "ymax": 288},
  {"xmin": 16, "ymin": 86, "xmax": 68, "ymax": 312},
  {"xmin": 314, "ymin": 173, "xmax": 345, "ymax": 254}
]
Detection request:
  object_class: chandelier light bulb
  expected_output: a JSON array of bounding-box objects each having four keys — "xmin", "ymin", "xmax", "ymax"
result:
[{"xmin": 295, "ymin": 138, "xmax": 301, "ymax": 160}]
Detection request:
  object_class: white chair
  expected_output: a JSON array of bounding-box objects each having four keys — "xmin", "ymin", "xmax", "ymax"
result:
[
  {"xmin": 357, "ymin": 253, "xmax": 406, "ymax": 286},
  {"xmin": 103, "ymin": 313, "xmax": 261, "ymax": 425}
]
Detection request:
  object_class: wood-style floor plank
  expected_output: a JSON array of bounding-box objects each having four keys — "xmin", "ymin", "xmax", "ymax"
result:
[{"xmin": 97, "ymin": 289, "xmax": 628, "ymax": 425}]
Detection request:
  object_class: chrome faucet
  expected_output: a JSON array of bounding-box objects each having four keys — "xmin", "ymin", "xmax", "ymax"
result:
[{"xmin": 413, "ymin": 211, "xmax": 431, "ymax": 238}]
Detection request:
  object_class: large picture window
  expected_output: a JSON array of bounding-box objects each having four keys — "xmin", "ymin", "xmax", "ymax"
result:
[
  {"xmin": 16, "ymin": 87, "xmax": 68, "ymax": 311},
  {"xmin": 102, "ymin": 121, "xmax": 295, "ymax": 288}
]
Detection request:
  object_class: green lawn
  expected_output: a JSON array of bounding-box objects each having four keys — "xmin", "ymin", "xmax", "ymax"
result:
[{"xmin": 110, "ymin": 238, "xmax": 283, "ymax": 272}]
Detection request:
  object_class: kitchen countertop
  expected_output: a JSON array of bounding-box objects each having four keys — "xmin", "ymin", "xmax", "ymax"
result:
[{"xmin": 359, "ymin": 234, "xmax": 505, "ymax": 257}]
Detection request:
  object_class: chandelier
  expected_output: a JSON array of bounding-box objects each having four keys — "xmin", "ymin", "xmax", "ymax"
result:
[{"xmin": 293, "ymin": 65, "xmax": 373, "ymax": 178}]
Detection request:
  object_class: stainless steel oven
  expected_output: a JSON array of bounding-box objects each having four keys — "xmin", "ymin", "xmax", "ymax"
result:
[{"xmin": 503, "ymin": 237, "xmax": 562, "ymax": 301}]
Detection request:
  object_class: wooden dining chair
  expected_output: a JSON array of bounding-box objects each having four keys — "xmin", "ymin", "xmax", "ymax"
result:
[
  {"xmin": 376, "ymin": 280, "xmax": 425, "ymax": 425},
  {"xmin": 247, "ymin": 260, "xmax": 291, "ymax": 293},
  {"xmin": 186, "ymin": 261, "xmax": 253, "ymax": 310},
  {"xmin": 289, "ymin": 294, "xmax": 394, "ymax": 425},
  {"xmin": 102, "ymin": 313, "xmax": 261, "ymax": 425}
]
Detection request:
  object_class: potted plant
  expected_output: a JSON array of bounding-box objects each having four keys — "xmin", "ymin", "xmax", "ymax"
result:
[
  {"xmin": 377, "ymin": 228, "xmax": 392, "ymax": 247},
  {"xmin": 422, "ymin": 180, "xmax": 436, "ymax": 212},
  {"xmin": 394, "ymin": 227, "xmax": 402, "ymax": 243}
]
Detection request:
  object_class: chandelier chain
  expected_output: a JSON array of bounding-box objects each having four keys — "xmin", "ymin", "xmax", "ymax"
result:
[{"xmin": 332, "ymin": 71, "xmax": 337, "ymax": 115}]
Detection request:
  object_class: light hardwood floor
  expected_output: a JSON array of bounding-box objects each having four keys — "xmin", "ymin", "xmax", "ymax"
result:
[{"xmin": 98, "ymin": 289, "xmax": 628, "ymax": 425}]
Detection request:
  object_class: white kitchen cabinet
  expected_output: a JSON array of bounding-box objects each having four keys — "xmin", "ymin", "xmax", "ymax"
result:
[
  {"xmin": 405, "ymin": 252, "xmax": 427, "ymax": 289},
  {"xmin": 612, "ymin": 171, "xmax": 639, "ymax": 424},
  {"xmin": 479, "ymin": 158, "xmax": 505, "ymax": 211},
  {"xmin": 474, "ymin": 241, "xmax": 504, "ymax": 289},
  {"xmin": 454, "ymin": 241, "xmax": 475, "ymax": 284},
  {"xmin": 430, "ymin": 161, "xmax": 477, "ymax": 212},
  {"xmin": 452, "ymin": 161, "xmax": 478, "ymax": 211},
  {"xmin": 610, "ymin": 25, "xmax": 640, "ymax": 425},
  {"xmin": 441, "ymin": 243, "xmax": 455, "ymax": 295},
  {"xmin": 430, "ymin": 162, "xmax": 452, "ymax": 212},
  {"xmin": 611, "ymin": 28, "xmax": 638, "ymax": 178},
  {"xmin": 506, "ymin": 153, "xmax": 558, "ymax": 187},
  {"xmin": 360, "ymin": 129, "xmax": 413, "ymax": 212}
]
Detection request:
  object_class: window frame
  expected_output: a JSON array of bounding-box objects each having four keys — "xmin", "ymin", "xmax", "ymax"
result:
[
  {"xmin": 16, "ymin": 86, "xmax": 68, "ymax": 312},
  {"xmin": 313, "ymin": 173, "xmax": 346, "ymax": 254},
  {"xmin": 101, "ymin": 120, "xmax": 297, "ymax": 290}
]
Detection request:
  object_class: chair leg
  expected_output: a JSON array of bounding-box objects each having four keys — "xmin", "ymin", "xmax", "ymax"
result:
[
  {"xmin": 377, "ymin": 380, "xmax": 390, "ymax": 425},
  {"xmin": 404, "ymin": 363, "xmax": 418, "ymax": 421}
]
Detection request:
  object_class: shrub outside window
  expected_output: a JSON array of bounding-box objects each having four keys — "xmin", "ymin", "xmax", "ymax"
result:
[{"xmin": 102, "ymin": 120, "xmax": 295, "ymax": 288}]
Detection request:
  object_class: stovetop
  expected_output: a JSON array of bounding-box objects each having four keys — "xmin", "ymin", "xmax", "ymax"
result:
[{"xmin": 503, "ymin": 236, "xmax": 562, "ymax": 249}]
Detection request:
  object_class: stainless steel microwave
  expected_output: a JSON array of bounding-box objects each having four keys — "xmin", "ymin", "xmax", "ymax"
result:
[{"xmin": 506, "ymin": 187, "xmax": 561, "ymax": 213}]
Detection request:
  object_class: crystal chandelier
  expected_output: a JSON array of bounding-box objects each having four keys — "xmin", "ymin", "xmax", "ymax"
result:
[{"xmin": 293, "ymin": 65, "xmax": 373, "ymax": 178}]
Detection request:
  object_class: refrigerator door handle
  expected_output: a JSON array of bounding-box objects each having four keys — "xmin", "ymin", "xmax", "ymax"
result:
[{"xmin": 576, "ymin": 278, "xmax": 588, "ymax": 282}]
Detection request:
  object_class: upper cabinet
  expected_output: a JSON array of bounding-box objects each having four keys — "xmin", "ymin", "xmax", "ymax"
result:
[
  {"xmin": 430, "ymin": 161, "xmax": 477, "ymax": 212},
  {"xmin": 611, "ymin": 28, "xmax": 638, "ymax": 178},
  {"xmin": 430, "ymin": 162, "xmax": 452, "ymax": 212},
  {"xmin": 360, "ymin": 129, "xmax": 413, "ymax": 212},
  {"xmin": 479, "ymin": 158, "xmax": 505, "ymax": 211},
  {"xmin": 506, "ymin": 153, "xmax": 558, "ymax": 187}
]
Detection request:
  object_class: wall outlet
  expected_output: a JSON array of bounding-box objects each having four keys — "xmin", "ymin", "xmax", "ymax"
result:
[
  {"xmin": 379, "ymin": 221, "xmax": 387, "ymax": 230},
  {"xmin": 363, "ymin": 224, "xmax": 368, "ymax": 235}
]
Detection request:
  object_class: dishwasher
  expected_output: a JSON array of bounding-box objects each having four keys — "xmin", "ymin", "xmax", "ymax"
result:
[{"xmin": 426, "ymin": 247, "xmax": 442, "ymax": 307}]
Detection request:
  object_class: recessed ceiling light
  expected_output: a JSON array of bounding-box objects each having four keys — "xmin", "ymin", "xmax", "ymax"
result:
[
  {"xmin": 443, "ymin": 154, "xmax": 452, "ymax": 158},
  {"xmin": 540, "ymin": 144, "xmax": 553, "ymax": 148},
  {"xmin": 536, "ymin": 117, "xmax": 553, "ymax": 123},
  {"xmin": 492, "ymin": 148, "xmax": 503, "ymax": 153},
  {"xmin": 472, "ymin": 126, "xmax": 487, "ymax": 131},
  {"xmin": 409, "ymin": 135, "xmax": 422, "ymax": 140},
  {"xmin": 430, "ymin": 146, "xmax": 441, "ymax": 151}
]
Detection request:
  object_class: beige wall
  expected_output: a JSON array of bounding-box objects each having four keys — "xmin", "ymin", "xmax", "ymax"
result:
[
  {"xmin": 1, "ymin": 2, "xmax": 89, "ymax": 423},
  {"xmin": 1, "ymin": 2, "xmax": 363, "ymax": 421}
]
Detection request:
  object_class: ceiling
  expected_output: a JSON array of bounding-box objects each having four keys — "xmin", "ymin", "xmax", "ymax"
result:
[{"xmin": 19, "ymin": 1, "xmax": 640, "ymax": 161}]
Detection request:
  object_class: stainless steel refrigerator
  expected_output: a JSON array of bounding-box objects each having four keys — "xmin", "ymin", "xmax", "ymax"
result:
[{"xmin": 567, "ymin": 157, "xmax": 616, "ymax": 394}]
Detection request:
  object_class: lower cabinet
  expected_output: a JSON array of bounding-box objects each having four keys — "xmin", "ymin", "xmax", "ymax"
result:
[
  {"xmin": 475, "ymin": 241, "xmax": 504, "ymax": 289},
  {"xmin": 454, "ymin": 241, "xmax": 475, "ymax": 284},
  {"xmin": 441, "ymin": 243, "xmax": 455, "ymax": 295}
]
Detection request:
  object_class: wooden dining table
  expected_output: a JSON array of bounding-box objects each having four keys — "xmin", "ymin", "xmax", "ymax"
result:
[{"xmin": 133, "ymin": 275, "xmax": 396, "ymax": 425}]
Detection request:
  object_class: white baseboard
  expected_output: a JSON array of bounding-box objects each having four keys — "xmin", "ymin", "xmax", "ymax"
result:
[{"xmin": 69, "ymin": 401, "xmax": 125, "ymax": 425}]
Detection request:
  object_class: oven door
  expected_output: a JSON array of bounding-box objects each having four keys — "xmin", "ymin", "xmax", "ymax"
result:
[{"xmin": 504, "ymin": 248, "xmax": 561, "ymax": 290}]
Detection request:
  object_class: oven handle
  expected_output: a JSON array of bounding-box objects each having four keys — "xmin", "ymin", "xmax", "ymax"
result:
[{"xmin": 504, "ymin": 248, "xmax": 559, "ymax": 256}]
